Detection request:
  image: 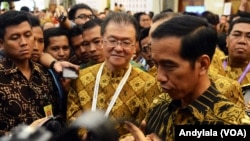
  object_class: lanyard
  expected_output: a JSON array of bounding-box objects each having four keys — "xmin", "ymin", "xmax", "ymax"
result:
[
  {"xmin": 91, "ymin": 63, "xmax": 132, "ymax": 117},
  {"xmin": 223, "ymin": 60, "xmax": 250, "ymax": 84}
]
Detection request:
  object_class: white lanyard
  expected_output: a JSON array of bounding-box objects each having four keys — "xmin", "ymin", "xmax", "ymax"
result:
[{"xmin": 91, "ymin": 62, "xmax": 132, "ymax": 117}]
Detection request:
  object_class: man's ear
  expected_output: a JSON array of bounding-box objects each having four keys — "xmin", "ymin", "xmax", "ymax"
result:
[
  {"xmin": 226, "ymin": 36, "xmax": 229, "ymax": 48},
  {"xmin": 198, "ymin": 54, "xmax": 210, "ymax": 75}
]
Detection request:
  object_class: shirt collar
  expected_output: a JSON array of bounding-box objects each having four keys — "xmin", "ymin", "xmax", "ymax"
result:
[
  {"xmin": 170, "ymin": 83, "xmax": 220, "ymax": 121},
  {"xmin": 2, "ymin": 57, "xmax": 42, "ymax": 76},
  {"xmin": 103, "ymin": 63, "xmax": 130, "ymax": 78}
]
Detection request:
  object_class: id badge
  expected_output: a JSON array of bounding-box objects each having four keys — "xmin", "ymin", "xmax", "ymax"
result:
[{"xmin": 43, "ymin": 104, "xmax": 53, "ymax": 117}]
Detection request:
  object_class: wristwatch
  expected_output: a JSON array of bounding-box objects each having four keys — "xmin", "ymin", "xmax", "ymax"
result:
[{"xmin": 50, "ymin": 60, "xmax": 57, "ymax": 70}]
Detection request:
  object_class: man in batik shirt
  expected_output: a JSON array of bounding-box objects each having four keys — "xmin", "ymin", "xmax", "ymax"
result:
[
  {"xmin": 0, "ymin": 11, "xmax": 60, "ymax": 136},
  {"xmin": 210, "ymin": 17, "xmax": 250, "ymax": 86},
  {"xmin": 149, "ymin": 12, "xmax": 245, "ymax": 109},
  {"xmin": 123, "ymin": 15, "xmax": 250, "ymax": 141},
  {"xmin": 211, "ymin": 17, "xmax": 250, "ymax": 86},
  {"xmin": 209, "ymin": 17, "xmax": 250, "ymax": 111},
  {"xmin": 67, "ymin": 12, "xmax": 161, "ymax": 137}
]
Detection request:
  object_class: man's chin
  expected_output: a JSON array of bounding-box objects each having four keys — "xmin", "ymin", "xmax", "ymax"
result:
[{"xmin": 31, "ymin": 58, "xmax": 39, "ymax": 62}]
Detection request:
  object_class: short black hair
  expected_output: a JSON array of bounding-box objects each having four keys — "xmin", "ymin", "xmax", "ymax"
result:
[
  {"xmin": 200, "ymin": 11, "xmax": 219, "ymax": 26},
  {"xmin": 20, "ymin": 6, "xmax": 30, "ymax": 12},
  {"xmin": 68, "ymin": 3, "xmax": 94, "ymax": 20},
  {"xmin": 82, "ymin": 18, "xmax": 103, "ymax": 31},
  {"xmin": 0, "ymin": 10, "xmax": 31, "ymax": 39},
  {"xmin": 139, "ymin": 27, "xmax": 150, "ymax": 49},
  {"xmin": 133, "ymin": 12, "xmax": 147, "ymax": 23},
  {"xmin": 69, "ymin": 25, "xmax": 83, "ymax": 46},
  {"xmin": 69, "ymin": 25, "xmax": 83, "ymax": 37},
  {"xmin": 28, "ymin": 14, "xmax": 41, "ymax": 27},
  {"xmin": 43, "ymin": 27, "xmax": 69, "ymax": 49},
  {"xmin": 152, "ymin": 15, "xmax": 217, "ymax": 68},
  {"xmin": 228, "ymin": 17, "xmax": 250, "ymax": 34}
]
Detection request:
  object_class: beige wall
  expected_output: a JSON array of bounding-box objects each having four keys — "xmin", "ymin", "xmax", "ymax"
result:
[
  {"xmin": 150, "ymin": 0, "xmax": 161, "ymax": 14},
  {"xmin": 76, "ymin": 0, "xmax": 107, "ymax": 13},
  {"xmin": 204, "ymin": 0, "xmax": 224, "ymax": 16},
  {"xmin": 173, "ymin": 0, "xmax": 178, "ymax": 12}
]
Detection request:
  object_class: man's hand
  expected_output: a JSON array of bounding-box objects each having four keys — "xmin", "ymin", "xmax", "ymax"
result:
[
  {"xmin": 54, "ymin": 5, "xmax": 68, "ymax": 20},
  {"xmin": 54, "ymin": 61, "xmax": 80, "ymax": 73},
  {"xmin": 139, "ymin": 120, "xmax": 147, "ymax": 132},
  {"xmin": 123, "ymin": 121, "xmax": 162, "ymax": 141},
  {"xmin": 39, "ymin": 53, "xmax": 80, "ymax": 73}
]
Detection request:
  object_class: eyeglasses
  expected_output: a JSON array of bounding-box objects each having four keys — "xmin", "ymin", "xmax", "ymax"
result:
[
  {"xmin": 74, "ymin": 14, "xmax": 95, "ymax": 20},
  {"xmin": 141, "ymin": 18, "xmax": 151, "ymax": 22},
  {"xmin": 103, "ymin": 38, "xmax": 134, "ymax": 48},
  {"xmin": 141, "ymin": 44, "xmax": 151, "ymax": 53}
]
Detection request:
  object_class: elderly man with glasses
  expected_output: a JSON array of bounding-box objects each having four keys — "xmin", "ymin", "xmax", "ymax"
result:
[{"xmin": 66, "ymin": 12, "xmax": 161, "ymax": 139}]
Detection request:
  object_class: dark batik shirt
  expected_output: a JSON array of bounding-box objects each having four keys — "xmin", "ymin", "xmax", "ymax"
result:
[
  {"xmin": 145, "ymin": 83, "xmax": 250, "ymax": 141},
  {"xmin": 0, "ymin": 57, "xmax": 59, "ymax": 135}
]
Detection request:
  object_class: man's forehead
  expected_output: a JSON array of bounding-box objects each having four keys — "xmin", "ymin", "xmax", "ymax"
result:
[
  {"xmin": 5, "ymin": 21, "xmax": 32, "ymax": 33},
  {"xmin": 230, "ymin": 23, "xmax": 250, "ymax": 33},
  {"xmin": 106, "ymin": 21, "xmax": 133, "ymax": 27},
  {"xmin": 104, "ymin": 23, "xmax": 136, "ymax": 38},
  {"xmin": 232, "ymin": 23, "xmax": 250, "ymax": 29},
  {"xmin": 83, "ymin": 26, "xmax": 100, "ymax": 34},
  {"xmin": 71, "ymin": 35, "xmax": 83, "ymax": 42}
]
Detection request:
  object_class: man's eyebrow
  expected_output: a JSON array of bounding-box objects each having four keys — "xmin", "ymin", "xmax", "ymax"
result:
[
  {"xmin": 107, "ymin": 35, "xmax": 131, "ymax": 40},
  {"xmin": 232, "ymin": 30, "xmax": 247, "ymax": 33},
  {"xmin": 92, "ymin": 37, "xmax": 102, "ymax": 40},
  {"xmin": 158, "ymin": 59, "xmax": 176, "ymax": 65}
]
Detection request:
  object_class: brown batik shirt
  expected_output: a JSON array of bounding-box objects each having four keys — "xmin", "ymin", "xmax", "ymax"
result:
[
  {"xmin": 145, "ymin": 83, "xmax": 250, "ymax": 141},
  {"xmin": 0, "ymin": 57, "xmax": 59, "ymax": 135}
]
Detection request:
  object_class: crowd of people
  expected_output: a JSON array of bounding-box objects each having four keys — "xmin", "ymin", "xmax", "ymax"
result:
[{"xmin": 1, "ymin": 0, "xmax": 250, "ymax": 141}]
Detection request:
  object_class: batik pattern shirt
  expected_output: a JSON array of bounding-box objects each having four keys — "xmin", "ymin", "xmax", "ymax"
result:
[
  {"xmin": 209, "ymin": 74, "xmax": 245, "ymax": 109},
  {"xmin": 145, "ymin": 84, "xmax": 250, "ymax": 141},
  {"xmin": 210, "ymin": 56, "xmax": 250, "ymax": 86},
  {"xmin": 148, "ymin": 66, "xmax": 157, "ymax": 77},
  {"xmin": 210, "ymin": 47, "xmax": 225, "ymax": 72},
  {"xmin": 0, "ymin": 58, "xmax": 59, "ymax": 135},
  {"xmin": 67, "ymin": 63, "xmax": 161, "ymax": 136}
]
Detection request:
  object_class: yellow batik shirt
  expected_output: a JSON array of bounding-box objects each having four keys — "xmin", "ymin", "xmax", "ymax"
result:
[
  {"xmin": 148, "ymin": 66, "xmax": 157, "ymax": 77},
  {"xmin": 209, "ymin": 73, "xmax": 245, "ymax": 109},
  {"xmin": 145, "ymin": 83, "xmax": 250, "ymax": 141},
  {"xmin": 210, "ymin": 56, "xmax": 250, "ymax": 86},
  {"xmin": 210, "ymin": 47, "xmax": 225, "ymax": 70},
  {"xmin": 67, "ymin": 63, "xmax": 161, "ymax": 136}
]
